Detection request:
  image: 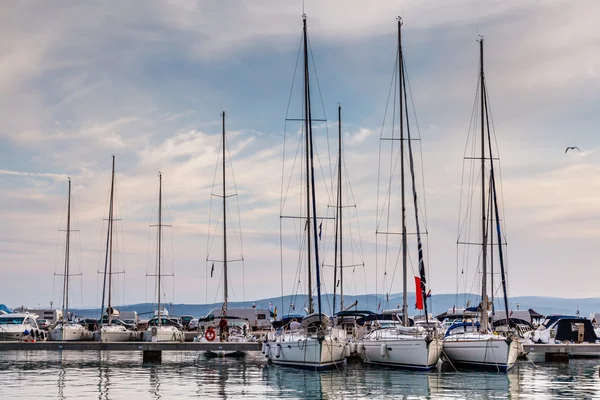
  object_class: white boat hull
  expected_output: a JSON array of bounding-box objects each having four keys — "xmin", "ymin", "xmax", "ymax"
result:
[
  {"xmin": 196, "ymin": 333, "xmax": 250, "ymax": 357},
  {"xmin": 143, "ymin": 326, "xmax": 183, "ymax": 342},
  {"xmin": 443, "ymin": 334, "xmax": 519, "ymax": 371},
  {"xmin": 50, "ymin": 325, "xmax": 90, "ymax": 341},
  {"xmin": 0, "ymin": 329, "xmax": 47, "ymax": 342},
  {"xmin": 362, "ymin": 337, "xmax": 442, "ymax": 370},
  {"xmin": 95, "ymin": 326, "xmax": 135, "ymax": 342},
  {"xmin": 266, "ymin": 335, "xmax": 347, "ymax": 369}
]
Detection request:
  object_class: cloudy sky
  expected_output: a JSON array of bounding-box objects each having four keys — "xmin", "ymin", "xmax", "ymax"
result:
[{"xmin": 2, "ymin": 0, "xmax": 600, "ymax": 311}]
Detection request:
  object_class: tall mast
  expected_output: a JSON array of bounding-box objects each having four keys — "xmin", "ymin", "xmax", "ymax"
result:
[
  {"xmin": 107, "ymin": 156, "xmax": 115, "ymax": 326},
  {"xmin": 303, "ymin": 14, "xmax": 314, "ymax": 315},
  {"xmin": 398, "ymin": 17, "xmax": 408, "ymax": 326},
  {"xmin": 338, "ymin": 104, "xmax": 344, "ymax": 312},
  {"xmin": 222, "ymin": 111, "xmax": 228, "ymax": 315},
  {"xmin": 62, "ymin": 178, "xmax": 72, "ymax": 324},
  {"xmin": 333, "ymin": 104, "xmax": 343, "ymax": 316},
  {"xmin": 479, "ymin": 37, "xmax": 489, "ymax": 332},
  {"xmin": 157, "ymin": 172, "xmax": 162, "ymax": 326}
]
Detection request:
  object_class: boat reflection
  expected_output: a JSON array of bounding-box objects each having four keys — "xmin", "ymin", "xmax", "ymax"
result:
[{"xmin": 0, "ymin": 352, "xmax": 598, "ymax": 399}]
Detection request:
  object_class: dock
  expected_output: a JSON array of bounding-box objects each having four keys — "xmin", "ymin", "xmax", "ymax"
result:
[
  {"xmin": 0, "ymin": 341, "xmax": 262, "ymax": 362},
  {"xmin": 524, "ymin": 343, "xmax": 600, "ymax": 361}
]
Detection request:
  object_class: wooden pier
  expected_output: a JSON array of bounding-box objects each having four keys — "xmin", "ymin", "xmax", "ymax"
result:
[
  {"xmin": 0, "ymin": 341, "xmax": 262, "ymax": 362},
  {"xmin": 524, "ymin": 343, "xmax": 600, "ymax": 361}
]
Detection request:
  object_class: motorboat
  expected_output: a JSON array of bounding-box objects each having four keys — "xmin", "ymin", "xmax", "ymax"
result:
[{"xmin": 0, "ymin": 313, "xmax": 46, "ymax": 341}]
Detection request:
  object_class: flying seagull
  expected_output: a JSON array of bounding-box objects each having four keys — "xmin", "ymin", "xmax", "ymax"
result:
[{"xmin": 565, "ymin": 146, "xmax": 581, "ymax": 153}]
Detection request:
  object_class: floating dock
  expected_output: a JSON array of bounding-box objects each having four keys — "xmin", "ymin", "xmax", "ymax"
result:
[
  {"xmin": 524, "ymin": 343, "xmax": 600, "ymax": 361},
  {"xmin": 0, "ymin": 341, "xmax": 262, "ymax": 362}
]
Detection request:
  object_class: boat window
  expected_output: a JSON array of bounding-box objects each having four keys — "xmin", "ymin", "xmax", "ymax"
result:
[
  {"xmin": 0, "ymin": 317, "xmax": 25, "ymax": 324},
  {"xmin": 257, "ymin": 314, "xmax": 266, "ymax": 320}
]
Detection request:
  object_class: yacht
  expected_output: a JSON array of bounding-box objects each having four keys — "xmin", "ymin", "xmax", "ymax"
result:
[
  {"xmin": 358, "ymin": 18, "xmax": 441, "ymax": 371},
  {"xmin": 0, "ymin": 313, "xmax": 45, "ymax": 341},
  {"xmin": 265, "ymin": 313, "xmax": 347, "ymax": 369},
  {"xmin": 143, "ymin": 173, "xmax": 183, "ymax": 343},
  {"xmin": 95, "ymin": 157, "xmax": 135, "ymax": 342},
  {"xmin": 442, "ymin": 38, "xmax": 519, "ymax": 372},
  {"xmin": 49, "ymin": 179, "xmax": 89, "ymax": 342}
]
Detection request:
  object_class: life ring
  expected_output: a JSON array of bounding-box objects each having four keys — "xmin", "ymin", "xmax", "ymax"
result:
[{"xmin": 205, "ymin": 327, "xmax": 216, "ymax": 341}]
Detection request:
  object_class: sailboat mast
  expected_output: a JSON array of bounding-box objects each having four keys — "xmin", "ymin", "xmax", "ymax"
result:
[
  {"xmin": 222, "ymin": 111, "xmax": 228, "ymax": 315},
  {"xmin": 157, "ymin": 172, "xmax": 162, "ymax": 327},
  {"xmin": 338, "ymin": 104, "xmax": 344, "ymax": 312},
  {"xmin": 107, "ymin": 156, "xmax": 115, "ymax": 326},
  {"xmin": 398, "ymin": 17, "xmax": 408, "ymax": 326},
  {"xmin": 303, "ymin": 14, "xmax": 314, "ymax": 315},
  {"xmin": 62, "ymin": 178, "xmax": 72, "ymax": 324},
  {"xmin": 333, "ymin": 104, "xmax": 343, "ymax": 316},
  {"xmin": 479, "ymin": 38, "xmax": 489, "ymax": 332}
]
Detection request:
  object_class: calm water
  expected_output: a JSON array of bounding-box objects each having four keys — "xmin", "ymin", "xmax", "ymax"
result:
[{"xmin": 0, "ymin": 351, "xmax": 599, "ymax": 399}]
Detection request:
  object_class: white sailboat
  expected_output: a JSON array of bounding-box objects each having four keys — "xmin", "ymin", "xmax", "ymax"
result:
[
  {"xmin": 265, "ymin": 14, "xmax": 347, "ymax": 370},
  {"xmin": 359, "ymin": 18, "xmax": 441, "ymax": 371},
  {"xmin": 50, "ymin": 179, "xmax": 89, "ymax": 342},
  {"xmin": 95, "ymin": 156, "xmax": 134, "ymax": 342},
  {"xmin": 195, "ymin": 111, "xmax": 254, "ymax": 357},
  {"xmin": 143, "ymin": 173, "xmax": 184, "ymax": 343},
  {"xmin": 442, "ymin": 37, "xmax": 519, "ymax": 372}
]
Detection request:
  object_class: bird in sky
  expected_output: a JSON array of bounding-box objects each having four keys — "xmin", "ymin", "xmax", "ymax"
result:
[{"xmin": 565, "ymin": 146, "xmax": 581, "ymax": 153}]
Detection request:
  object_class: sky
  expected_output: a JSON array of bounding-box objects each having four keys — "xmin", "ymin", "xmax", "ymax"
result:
[{"xmin": 2, "ymin": 0, "xmax": 600, "ymax": 311}]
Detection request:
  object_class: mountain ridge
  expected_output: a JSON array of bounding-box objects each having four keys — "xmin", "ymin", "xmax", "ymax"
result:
[{"xmin": 64, "ymin": 292, "xmax": 600, "ymax": 319}]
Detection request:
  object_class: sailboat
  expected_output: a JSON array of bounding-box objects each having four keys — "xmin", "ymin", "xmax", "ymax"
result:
[
  {"xmin": 359, "ymin": 18, "xmax": 442, "ymax": 371},
  {"xmin": 265, "ymin": 14, "xmax": 347, "ymax": 370},
  {"xmin": 143, "ymin": 173, "xmax": 184, "ymax": 342},
  {"xmin": 50, "ymin": 179, "xmax": 89, "ymax": 341},
  {"xmin": 330, "ymin": 104, "xmax": 371, "ymax": 357},
  {"xmin": 195, "ymin": 111, "xmax": 254, "ymax": 357},
  {"xmin": 95, "ymin": 156, "xmax": 134, "ymax": 342},
  {"xmin": 442, "ymin": 37, "xmax": 519, "ymax": 372}
]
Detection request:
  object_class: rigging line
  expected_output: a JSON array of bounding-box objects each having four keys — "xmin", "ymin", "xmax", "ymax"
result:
[
  {"xmin": 224, "ymin": 135, "xmax": 246, "ymax": 300},
  {"xmin": 375, "ymin": 47, "xmax": 400, "ymax": 304},
  {"xmin": 402, "ymin": 60, "xmax": 429, "ymax": 323},
  {"xmin": 279, "ymin": 218, "xmax": 285, "ymax": 316},
  {"xmin": 281, "ymin": 34, "xmax": 303, "ymax": 214},
  {"xmin": 306, "ymin": 34, "xmax": 333, "ymax": 195},
  {"xmin": 484, "ymin": 83, "xmax": 509, "ymax": 260},
  {"xmin": 280, "ymin": 125, "xmax": 305, "ymax": 215},
  {"xmin": 484, "ymin": 83, "xmax": 511, "ymax": 320},
  {"xmin": 402, "ymin": 59, "xmax": 430, "ymax": 233},
  {"xmin": 456, "ymin": 68, "xmax": 482, "ymax": 239},
  {"xmin": 341, "ymin": 150, "xmax": 366, "ymax": 264},
  {"xmin": 382, "ymin": 51, "xmax": 400, "ymax": 301}
]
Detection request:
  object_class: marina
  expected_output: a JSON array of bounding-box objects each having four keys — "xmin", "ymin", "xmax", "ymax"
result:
[{"xmin": 3, "ymin": 1, "xmax": 600, "ymax": 398}]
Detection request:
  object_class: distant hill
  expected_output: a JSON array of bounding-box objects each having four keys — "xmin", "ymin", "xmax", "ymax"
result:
[{"xmin": 68, "ymin": 292, "xmax": 600, "ymax": 320}]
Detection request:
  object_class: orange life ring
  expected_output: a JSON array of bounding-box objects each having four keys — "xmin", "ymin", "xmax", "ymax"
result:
[{"xmin": 205, "ymin": 327, "xmax": 216, "ymax": 341}]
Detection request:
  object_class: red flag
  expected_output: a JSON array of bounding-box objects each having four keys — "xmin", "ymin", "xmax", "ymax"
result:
[{"xmin": 414, "ymin": 276, "xmax": 423, "ymax": 310}]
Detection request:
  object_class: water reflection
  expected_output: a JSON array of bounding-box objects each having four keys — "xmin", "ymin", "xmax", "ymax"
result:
[{"xmin": 0, "ymin": 352, "xmax": 598, "ymax": 399}]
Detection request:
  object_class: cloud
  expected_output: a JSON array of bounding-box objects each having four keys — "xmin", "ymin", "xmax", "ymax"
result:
[
  {"xmin": 0, "ymin": 169, "xmax": 69, "ymax": 180},
  {"xmin": 3, "ymin": 0, "xmax": 600, "ymax": 308}
]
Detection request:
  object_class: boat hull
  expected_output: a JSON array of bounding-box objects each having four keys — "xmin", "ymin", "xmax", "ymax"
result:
[
  {"xmin": 362, "ymin": 337, "xmax": 442, "ymax": 371},
  {"xmin": 196, "ymin": 333, "xmax": 249, "ymax": 357},
  {"xmin": 266, "ymin": 337, "xmax": 347, "ymax": 370},
  {"xmin": 95, "ymin": 327, "xmax": 135, "ymax": 342},
  {"xmin": 443, "ymin": 335, "xmax": 519, "ymax": 371},
  {"xmin": 142, "ymin": 326, "xmax": 183, "ymax": 342},
  {"xmin": 50, "ymin": 325, "xmax": 90, "ymax": 341}
]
